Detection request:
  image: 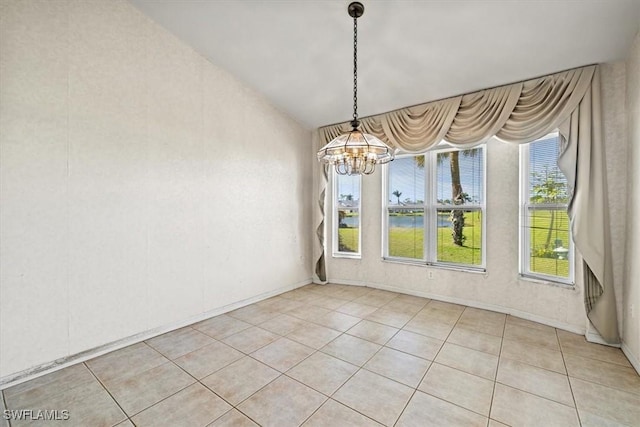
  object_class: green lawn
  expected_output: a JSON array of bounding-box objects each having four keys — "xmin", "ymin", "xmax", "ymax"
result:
[
  {"xmin": 528, "ymin": 209, "xmax": 570, "ymax": 278},
  {"xmin": 436, "ymin": 211, "xmax": 482, "ymax": 265},
  {"xmin": 338, "ymin": 227, "xmax": 359, "ymax": 253},
  {"xmin": 338, "ymin": 209, "xmax": 570, "ymax": 277}
]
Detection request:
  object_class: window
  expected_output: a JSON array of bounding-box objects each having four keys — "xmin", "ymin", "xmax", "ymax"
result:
[
  {"xmin": 333, "ymin": 173, "xmax": 361, "ymax": 257},
  {"xmin": 384, "ymin": 145, "xmax": 485, "ymax": 269},
  {"xmin": 520, "ymin": 133, "xmax": 573, "ymax": 284}
]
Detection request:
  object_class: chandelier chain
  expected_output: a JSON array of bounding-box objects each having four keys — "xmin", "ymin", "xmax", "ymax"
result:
[{"xmin": 353, "ymin": 15, "xmax": 358, "ymax": 124}]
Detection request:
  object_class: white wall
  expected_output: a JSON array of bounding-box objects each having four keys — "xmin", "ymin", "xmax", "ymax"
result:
[
  {"xmin": 0, "ymin": 0, "xmax": 312, "ymax": 379},
  {"xmin": 624, "ymin": 31, "xmax": 640, "ymax": 367},
  {"xmin": 324, "ymin": 65, "xmax": 628, "ymax": 335}
]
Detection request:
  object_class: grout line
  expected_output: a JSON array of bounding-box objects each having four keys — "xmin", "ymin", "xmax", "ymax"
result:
[
  {"xmin": 557, "ymin": 328, "xmax": 582, "ymax": 426},
  {"xmin": 488, "ymin": 315, "xmax": 508, "ymax": 424},
  {"xmin": 83, "ymin": 362, "xmax": 133, "ymax": 425},
  {"xmin": 1, "ymin": 390, "xmax": 11, "ymax": 427}
]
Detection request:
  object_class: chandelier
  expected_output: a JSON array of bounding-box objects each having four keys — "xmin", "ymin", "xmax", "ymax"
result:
[{"xmin": 317, "ymin": 2, "xmax": 395, "ymax": 175}]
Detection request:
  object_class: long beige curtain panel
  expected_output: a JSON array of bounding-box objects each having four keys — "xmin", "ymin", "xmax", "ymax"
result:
[{"xmin": 316, "ymin": 65, "xmax": 619, "ymax": 344}]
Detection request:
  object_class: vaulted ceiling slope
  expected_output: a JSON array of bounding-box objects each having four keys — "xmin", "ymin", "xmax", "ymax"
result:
[{"xmin": 130, "ymin": 0, "xmax": 640, "ymax": 129}]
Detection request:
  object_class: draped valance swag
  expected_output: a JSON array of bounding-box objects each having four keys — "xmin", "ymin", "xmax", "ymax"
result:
[{"xmin": 315, "ymin": 65, "xmax": 619, "ymax": 344}]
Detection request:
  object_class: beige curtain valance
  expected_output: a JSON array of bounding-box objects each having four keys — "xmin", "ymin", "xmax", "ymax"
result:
[
  {"xmin": 315, "ymin": 64, "xmax": 619, "ymax": 344},
  {"xmin": 320, "ymin": 66, "xmax": 594, "ymax": 149}
]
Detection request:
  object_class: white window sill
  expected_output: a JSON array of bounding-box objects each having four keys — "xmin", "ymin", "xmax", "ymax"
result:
[
  {"xmin": 519, "ymin": 274, "xmax": 575, "ymax": 289},
  {"xmin": 332, "ymin": 253, "xmax": 361, "ymax": 260},
  {"xmin": 382, "ymin": 257, "xmax": 486, "ymax": 274}
]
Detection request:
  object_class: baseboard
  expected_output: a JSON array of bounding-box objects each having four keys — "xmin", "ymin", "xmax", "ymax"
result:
[
  {"xmin": 622, "ymin": 342, "xmax": 640, "ymax": 375},
  {"xmin": 329, "ymin": 279, "xmax": 586, "ymax": 335},
  {"xmin": 0, "ymin": 278, "xmax": 312, "ymax": 390}
]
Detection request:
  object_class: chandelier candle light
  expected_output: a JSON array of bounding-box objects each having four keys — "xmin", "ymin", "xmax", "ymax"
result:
[{"xmin": 317, "ymin": 2, "xmax": 395, "ymax": 175}]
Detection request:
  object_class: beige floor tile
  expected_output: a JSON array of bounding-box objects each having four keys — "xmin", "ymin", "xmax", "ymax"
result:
[
  {"xmin": 365, "ymin": 289, "xmax": 400, "ymax": 299},
  {"xmin": 419, "ymin": 363, "xmax": 494, "ymax": 416},
  {"xmin": 115, "ymin": 420, "xmax": 135, "ymax": 427},
  {"xmin": 303, "ymin": 399, "xmax": 382, "ymax": 426},
  {"xmin": 425, "ymin": 300, "xmax": 466, "ymax": 314},
  {"xmin": 201, "ymin": 356, "xmax": 279, "ymax": 405},
  {"xmin": 6, "ymin": 378, "xmax": 126, "ymax": 427},
  {"xmin": 256, "ymin": 296, "xmax": 304, "ymax": 313},
  {"xmin": 131, "ymin": 383, "xmax": 231, "ymax": 427},
  {"xmin": 4, "ymin": 363, "xmax": 96, "ymax": 404},
  {"xmin": 503, "ymin": 323, "xmax": 559, "ymax": 351},
  {"xmin": 337, "ymin": 302, "xmax": 379, "ymax": 318},
  {"xmin": 221, "ymin": 326, "xmax": 280, "ymax": 353},
  {"xmin": 457, "ymin": 315, "xmax": 505, "ymax": 337},
  {"xmin": 385, "ymin": 330, "xmax": 443, "ymax": 360},
  {"xmin": 286, "ymin": 323, "xmax": 341, "ymax": 349},
  {"xmin": 500, "ymin": 338, "xmax": 566, "ymax": 374},
  {"xmin": 488, "ymin": 420, "xmax": 509, "ymax": 427},
  {"xmin": 207, "ymin": 409, "xmax": 258, "ymax": 426},
  {"xmin": 381, "ymin": 299, "xmax": 423, "ymax": 316},
  {"xmin": 193, "ymin": 315, "xmax": 252, "ymax": 340},
  {"xmin": 396, "ymin": 391, "xmax": 487, "ymax": 427},
  {"xmin": 320, "ymin": 334, "xmax": 381, "ymax": 366},
  {"xmin": 309, "ymin": 295, "xmax": 349, "ymax": 310},
  {"xmin": 403, "ymin": 316, "xmax": 456, "ymax": 340},
  {"xmin": 447, "ymin": 326, "xmax": 502, "ymax": 355},
  {"xmin": 251, "ymin": 337, "xmax": 315, "ymax": 372},
  {"xmin": 364, "ymin": 347, "xmax": 430, "ymax": 387},
  {"xmin": 146, "ymin": 327, "xmax": 215, "ymax": 360},
  {"xmin": 286, "ymin": 352, "xmax": 358, "ymax": 395},
  {"xmin": 287, "ymin": 305, "xmax": 332, "ymax": 322},
  {"xmin": 346, "ymin": 320, "xmax": 399, "ymax": 345},
  {"xmin": 365, "ymin": 308, "xmax": 413, "ymax": 328},
  {"xmin": 506, "ymin": 315, "xmax": 556, "ymax": 332},
  {"xmin": 564, "ymin": 353, "xmax": 640, "ymax": 395},
  {"xmin": 238, "ymin": 376, "xmax": 326, "ymax": 427},
  {"xmin": 173, "ymin": 341, "xmax": 243, "ymax": 379},
  {"xmin": 334, "ymin": 285, "xmax": 370, "ymax": 299},
  {"xmin": 496, "ymin": 358, "xmax": 573, "ymax": 406},
  {"xmin": 578, "ymin": 410, "xmax": 629, "ymax": 427},
  {"xmin": 87, "ymin": 343, "xmax": 168, "ymax": 384},
  {"xmin": 259, "ymin": 314, "xmax": 310, "ymax": 335},
  {"xmin": 491, "ymin": 383, "xmax": 579, "ymax": 427},
  {"xmin": 289, "ymin": 292, "xmax": 326, "ymax": 305},
  {"xmin": 333, "ymin": 370, "xmax": 413, "ymax": 426},
  {"xmin": 417, "ymin": 307, "xmax": 463, "ymax": 325},
  {"xmin": 353, "ymin": 293, "xmax": 397, "ymax": 307},
  {"xmin": 280, "ymin": 288, "xmax": 316, "ymax": 301},
  {"xmin": 557, "ymin": 330, "xmax": 632, "ymax": 367},
  {"xmin": 389, "ymin": 293, "xmax": 430, "ymax": 307},
  {"xmin": 435, "ymin": 343, "xmax": 498, "ymax": 380},
  {"xmin": 228, "ymin": 304, "xmax": 280, "ymax": 325},
  {"xmin": 570, "ymin": 376, "xmax": 640, "ymax": 426},
  {"xmin": 312, "ymin": 311, "xmax": 361, "ymax": 332},
  {"xmin": 104, "ymin": 362, "xmax": 195, "ymax": 416}
]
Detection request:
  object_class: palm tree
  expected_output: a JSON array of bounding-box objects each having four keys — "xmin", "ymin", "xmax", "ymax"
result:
[
  {"xmin": 530, "ymin": 167, "xmax": 568, "ymax": 249},
  {"xmin": 438, "ymin": 149, "xmax": 478, "ymax": 246},
  {"xmin": 392, "ymin": 190, "xmax": 403, "ymax": 205}
]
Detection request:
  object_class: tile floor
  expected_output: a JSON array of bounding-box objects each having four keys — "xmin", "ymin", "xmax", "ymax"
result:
[{"xmin": 2, "ymin": 284, "xmax": 639, "ymax": 426}]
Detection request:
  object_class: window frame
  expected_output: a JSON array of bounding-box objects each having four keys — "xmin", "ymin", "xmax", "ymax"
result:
[
  {"xmin": 519, "ymin": 132, "xmax": 575, "ymax": 285},
  {"xmin": 382, "ymin": 144, "xmax": 487, "ymax": 271},
  {"xmin": 332, "ymin": 172, "xmax": 362, "ymax": 259}
]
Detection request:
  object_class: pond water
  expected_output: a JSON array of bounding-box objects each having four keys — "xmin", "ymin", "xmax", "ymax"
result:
[{"xmin": 341, "ymin": 215, "xmax": 452, "ymax": 228}]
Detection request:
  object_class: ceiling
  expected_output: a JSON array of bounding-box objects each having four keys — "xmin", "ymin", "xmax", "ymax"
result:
[{"xmin": 130, "ymin": 0, "xmax": 640, "ymax": 129}]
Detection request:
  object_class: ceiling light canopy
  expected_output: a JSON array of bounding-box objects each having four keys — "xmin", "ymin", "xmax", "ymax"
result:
[{"xmin": 317, "ymin": 2, "xmax": 395, "ymax": 176}]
